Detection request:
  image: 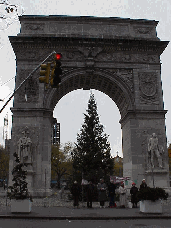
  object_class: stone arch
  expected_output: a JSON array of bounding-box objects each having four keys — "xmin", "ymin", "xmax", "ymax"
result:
[
  {"xmin": 8, "ymin": 15, "xmax": 170, "ymax": 197},
  {"xmin": 44, "ymin": 68, "xmax": 134, "ymax": 118}
]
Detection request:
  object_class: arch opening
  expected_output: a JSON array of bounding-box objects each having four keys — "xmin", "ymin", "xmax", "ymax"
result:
[
  {"xmin": 53, "ymin": 89, "xmax": 122, "ymax": 158},
  {"xmin": 45, "ymin": 69, "xmax": 134, "ymax": 119}
]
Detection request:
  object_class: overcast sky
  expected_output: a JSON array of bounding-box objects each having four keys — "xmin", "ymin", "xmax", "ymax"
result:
[{"xmin": 0, "ymin": 0, "xmax": 171, "ymax": 158}]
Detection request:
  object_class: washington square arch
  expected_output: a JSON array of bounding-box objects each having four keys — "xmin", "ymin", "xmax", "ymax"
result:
[{"xmin": 8, "ymin": 15, "xmax": 170, "ymax": 197}]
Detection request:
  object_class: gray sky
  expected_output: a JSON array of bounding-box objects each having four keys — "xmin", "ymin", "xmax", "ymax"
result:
[{"xmin": 0, "ymin": 0, "xmax": 171, "ymax": 158}]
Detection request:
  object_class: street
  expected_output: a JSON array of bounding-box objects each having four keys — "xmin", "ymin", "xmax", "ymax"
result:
[{"xmin": 0, "ymin": 219, "xmax": 170, "ymax": 228}]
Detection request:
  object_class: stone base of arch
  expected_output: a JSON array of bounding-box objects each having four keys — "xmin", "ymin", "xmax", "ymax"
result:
[
  {"xmin": 31, "ymin": 189, "xmax": 53, "ymax": 198},
  {"xmin": 120, "ymin": 110, "xmax": 170, "ymax": 188},
  {"xmin": 145, "ymin": 169, "xmax": 168, "ymax": 188},
  {"xmin": 9, "ymin": 108, "xmax": 53, "ymax": 198}
]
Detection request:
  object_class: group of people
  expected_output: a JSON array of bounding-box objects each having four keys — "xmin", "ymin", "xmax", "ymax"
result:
[
  {"xmin": 130, "ymin": 179, "xmax": 147, "ymax": 208},
  {"xmin": 71, "ymin": 178, "xmax": 148, "ymax": 209},
  {"xmin": 114, "ymin": 178, "xmax": 148, "ymax": 208}
]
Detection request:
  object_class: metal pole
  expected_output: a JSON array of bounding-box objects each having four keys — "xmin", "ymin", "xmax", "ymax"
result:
[
  {"xmin": 45, "ymin": 169, "xmax": 46, "ymax": 197},
  {"xmin": 152, "ymin": 169, "xmax": 155, "ymax": 188},
  {"xmin": 150, "ymin": 158, "xmax": 155, "ymax": 188},
  {"xmin": 82, "ymin": 171, "xmax": 84, "ymax": 207},
  {"xmin": 0, "ymin": 50, "xmax": 56, "ymax": 113},
  {"xmin": 6, "ymin": 172, "xmax": 8, "ymax": 207}
]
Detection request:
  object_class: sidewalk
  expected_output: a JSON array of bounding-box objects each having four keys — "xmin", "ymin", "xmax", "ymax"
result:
[
  {"xmin": 0, "ymin": 189, "xmax": 171, "ymax": 220},
  {"xmin": 0, "ymin": 199, "xmax": 171, "ymax": 220},
  {"xmin": 0, "ymin": 204, "xmax": 171, "ymax": 220}
]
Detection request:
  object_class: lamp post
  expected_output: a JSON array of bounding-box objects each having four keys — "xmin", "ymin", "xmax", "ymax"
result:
[
  {"xmin": 45, "ymin": 168, "xmax": 46, "ymax": 197},
  {"xmin": 150, "ymin": 161, "xmax": 155, "ymax": 188},
  {"xmin": 82, "ymin": 170, "xmax": 84, "ymax": 207},
  {"xmin": 148, "ymin": 148, "xmax": 155, "ymax": 188},
  {"xmin": 71, "ymin": 150, "xmax": 84, "ymax": 207},
  {"xmin": 71, "ymin": 151, "xmax": 74, "ymax": 182},
  {"xmin": 6, "ymin": 171, "xmax": 8, "ymax": 206}
]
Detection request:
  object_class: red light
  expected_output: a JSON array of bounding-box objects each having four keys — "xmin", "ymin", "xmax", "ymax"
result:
[{"xmin": 56, "ymin": 53, "xmax": 62, "ymax": 60}]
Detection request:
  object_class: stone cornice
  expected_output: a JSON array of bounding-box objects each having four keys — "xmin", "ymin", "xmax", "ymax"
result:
[
  {"xmin": 145, "ymin": 169, "xmax": 168, "ymax": 174},
  {"xmin": 119, "ymin": 110, "xmax": 168, "ymax": 127},
  {"xmin": 19, "ymin": 15, "xmax": 159, "ymax": 25},
  {"xmin": 10, "ymin": 108, "xmax": 53, "ymax": 117},
  {"xmin": 9, "ymin": 36, "xmax": 169, "ymax": 55}
]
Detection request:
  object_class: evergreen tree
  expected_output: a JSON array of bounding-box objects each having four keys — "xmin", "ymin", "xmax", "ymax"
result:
[
  {"xmin": 73, "ymin": 92, "xmax": 114, "ymax": 184},
  {"xmin": 7, "ymin": 152, "xmax": 32, "ymax": 201}
]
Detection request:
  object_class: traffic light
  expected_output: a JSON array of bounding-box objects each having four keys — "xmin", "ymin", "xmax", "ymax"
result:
[
  {"xmin": 39, "ymin": 62, "xmax": 51, "ymax": 84},
  {"xmin": 50, "ymin": 53, "xmax": 62, "ymax": 88}
]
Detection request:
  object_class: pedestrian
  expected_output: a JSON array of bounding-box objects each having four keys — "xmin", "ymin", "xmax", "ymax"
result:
[
  {"xmin": 108, "ymin": 179, "xmax": 116, "ymax": 208},
  {"xmin": 140, "ymin": 179, "xmax": 147, "ymax": 190},
  {"xmin": 71, "ymin": 181, "xmax": 81, "ymax": 208},
  {"xmin": 86, "ymin": 181, "xmax": 94, "ymax": 208},
  {"xmin": 59, "ymin": 186, "xmax": 65, "ymax": 199},
  {"xmin": 97, "ymin": 178, "xmax": 107, "ymax": 208},
  {"xmin": 118, "ymin": 182, "xmax": 127, "ymax": 208},
  {"xmin": 130, "ymin": 182, "xmax": 138, "ymax": 208},
  {"xmin": 3, "ymin": 180, "xmax": 6, "ymax": 190}
]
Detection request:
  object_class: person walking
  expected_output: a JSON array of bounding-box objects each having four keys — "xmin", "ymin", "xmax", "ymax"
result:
[
  {"xmin": 97, "ymin": 178, "xmax": 107, "ymax": 208},
  {"xmin": 140, "ymin": 179, "xmax": 147, "ymax": 190},
  {"xmin": 3, "ymin": 180, "xmax": 6, "ymax": 190},
  {"xmin": 59, "ymin": 186, "xmax": 65, "ymax": 199},
  {"xmin": 86, "ymin": 181, "xmax": 94, "ymax": 208},
  {"xmin": 71, "ymin": 181, "xmax": 81, "ymax": 208},
  {"xmin": 108, "ymin": 179, "xmax": 116, "ymax": 208},
  {"xmin": 130, "ymin": 182, "xmax": 138, "ymax": 208},
  {"xmin": 118, "ymin": 182, "xmax": 127, "ymax": 208}
]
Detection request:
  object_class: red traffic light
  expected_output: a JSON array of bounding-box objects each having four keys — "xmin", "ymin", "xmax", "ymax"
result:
[{"xmin": 55, "ymin": 53, "xmax": 62, "ymax": 60}]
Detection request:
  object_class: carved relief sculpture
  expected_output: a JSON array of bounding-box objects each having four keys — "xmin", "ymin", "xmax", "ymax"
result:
[
  {"xmin": 116, "ymin": 69, "xmax": 133, "ymax": 92},
  {"xmin": 139, "ymin": 72, "xmax": 159, "ymax": 104},
  {"xmin": 77, "ymin": 47, "xmax": 103, "ymax": 58},
  {"xmin": 133, "ymin": 26, "xmax": 152, "ymax": 34},
  {"xmin": 24, "ymin": 23, "xmax": 44, "ymax": 31}
]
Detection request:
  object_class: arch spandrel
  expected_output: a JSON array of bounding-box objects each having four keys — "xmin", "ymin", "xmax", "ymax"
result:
[{"xmin": 44, "ymin": 68, "xmax": 134, "ymax": 118}]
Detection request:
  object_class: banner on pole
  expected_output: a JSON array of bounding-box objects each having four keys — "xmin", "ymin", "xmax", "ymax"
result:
[{"xmin": 110, "ymin": 176, "xmax": 131, "ymax": 184}]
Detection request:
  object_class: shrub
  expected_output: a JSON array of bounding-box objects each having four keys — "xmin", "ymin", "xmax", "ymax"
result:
[{"xmin": 137, "ymin": 187, "xmax": 168, "ymax": 202}]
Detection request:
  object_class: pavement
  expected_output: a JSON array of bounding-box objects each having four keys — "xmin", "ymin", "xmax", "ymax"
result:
[{"xmin": 0, "ymin": 189, "xmax": 171, "ymax": 220}]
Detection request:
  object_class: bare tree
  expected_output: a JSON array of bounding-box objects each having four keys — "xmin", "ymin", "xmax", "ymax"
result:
[
  {"xmin": 0, "ymin": 0, "xmax": 24, "ymax": 48},
  {"xmin": 0, "ymin": 0, "xmax": 24, "ymax": 29}
]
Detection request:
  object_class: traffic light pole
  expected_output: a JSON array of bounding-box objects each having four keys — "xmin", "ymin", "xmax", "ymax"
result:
[{"xmin": 0, "ymin": 50, "xmax": 56, "ymax": 113}]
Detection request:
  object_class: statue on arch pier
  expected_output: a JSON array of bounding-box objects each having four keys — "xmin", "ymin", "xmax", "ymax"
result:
[
  {"xmin": 147, "ymin": 133, "xmax": 163, "ymax": 169},
  {"xmin": 17, "ymin": 127, "xmax": 32, "ymax": 165}
]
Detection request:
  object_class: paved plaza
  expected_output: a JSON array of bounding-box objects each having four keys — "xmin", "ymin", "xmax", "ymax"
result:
[{"xmin": 0, "ymin": 188, "xmax": 171, "ymax": 219}]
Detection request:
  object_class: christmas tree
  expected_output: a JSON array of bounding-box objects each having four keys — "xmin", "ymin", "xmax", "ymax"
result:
[
  {"xmin": 73, "ymin": 92, "xmax": 114, "ymax": 184},
  {"xmin": 7, "ymin": 152, "xmax": 32, "ymax": 201}
]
